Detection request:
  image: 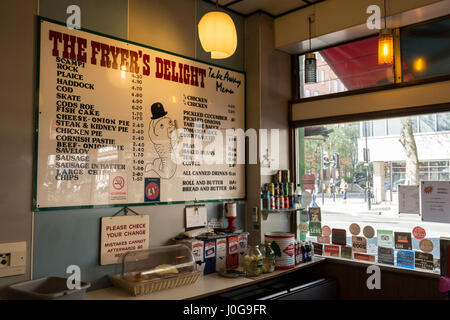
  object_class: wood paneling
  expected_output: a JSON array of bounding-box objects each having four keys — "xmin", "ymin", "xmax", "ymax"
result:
[{"xmin": 311, "ymin": 260, "xmax": 444, "ymax": 300}]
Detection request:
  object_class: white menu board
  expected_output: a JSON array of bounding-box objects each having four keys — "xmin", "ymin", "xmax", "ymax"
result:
[
  {"xmin": 420, "ymin": 181, "xmax": 450, "ymax": 223},
  {"xmin": 35, "ymin": 19, "xmax": 245, "ymax": 210}
]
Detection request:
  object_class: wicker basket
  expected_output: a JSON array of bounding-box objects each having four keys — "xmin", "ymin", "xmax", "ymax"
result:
[{"xmin": 109, "ymin": 271, "xmax": 202, "ymax": 296}]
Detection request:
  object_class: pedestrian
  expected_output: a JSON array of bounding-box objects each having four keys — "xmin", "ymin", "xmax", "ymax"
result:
[
  {"xmin": 329, "ymin": 178, "xmax": 335, "ymax": 200},
  {"xmin": 340, "ymin": 178, "xmax": 348, "ymax": 200}
]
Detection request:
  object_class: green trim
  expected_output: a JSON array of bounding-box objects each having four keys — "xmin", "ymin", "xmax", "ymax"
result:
[
  {"xmin": 32, "ymin": 16, "xmax": 42, "ymax": 211},
  {"xmin": 34, "ymin": 198, "xmax": 246, "ymax": 212},
  {"xmin": 33, "ymin": 17, "xmax": 247, "ymax": 212},
  {"xmin": 297, "ymin": 128, "xmax": 305, "ymax": 187}
]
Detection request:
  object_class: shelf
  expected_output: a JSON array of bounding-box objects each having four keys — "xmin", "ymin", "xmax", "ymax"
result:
[
  {"xmin": 261, "ymin": 207, "xmax": 306, "ymax": 221},
  {"xmin": 262, "ymin": 207, "xmax": 305, "ymax": 213}
]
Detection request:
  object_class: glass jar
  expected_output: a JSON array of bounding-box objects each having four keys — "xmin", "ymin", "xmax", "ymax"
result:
[
  {"xmin": 244, "ymin": 245, "xmax": 263, "ymax": 277},
  {"xmin": 262, "ymin": 242, "xmax": 275, "ymax": 273}
]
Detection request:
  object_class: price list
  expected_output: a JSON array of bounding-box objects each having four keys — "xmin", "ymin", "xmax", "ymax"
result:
[{"xmin": 130, "ymin": 73, "xmax": 145, "ymax": 182}]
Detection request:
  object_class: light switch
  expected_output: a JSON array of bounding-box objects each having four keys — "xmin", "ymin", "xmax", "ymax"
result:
[{"xmin": 0, "ymin": 241, "xmax": 26, "ymax": 278}]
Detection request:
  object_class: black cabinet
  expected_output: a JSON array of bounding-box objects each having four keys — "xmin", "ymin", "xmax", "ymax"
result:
[{"xmin": 201, "ymin": 270, "xmax": 337, "ymax": 300}]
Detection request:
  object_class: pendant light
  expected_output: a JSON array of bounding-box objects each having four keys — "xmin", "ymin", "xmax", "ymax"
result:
[
  {"xmin": 198, "ymin": 0, "xmax": 237, "ymax": 59},
  {"xmin": 304, "ymin": 16, "xmax": 317, "ymax": 84},
  {"xmin": 378, "ymin": 0, "xmax": 393, "ymax": 65}
]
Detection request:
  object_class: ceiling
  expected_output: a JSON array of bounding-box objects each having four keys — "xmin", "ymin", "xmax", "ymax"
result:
[{"xmin": 203, "ymin": 0, "xmax": 326, "ymax": 17}]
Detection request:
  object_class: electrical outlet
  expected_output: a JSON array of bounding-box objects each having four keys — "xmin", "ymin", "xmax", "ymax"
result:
[
  {"xmin": 0, "ymin": 242, "xmax": 26, "ymax": 277},
  {"xmin": 0, "ymin": 253, "xmax": 11, "ymax": 268}
]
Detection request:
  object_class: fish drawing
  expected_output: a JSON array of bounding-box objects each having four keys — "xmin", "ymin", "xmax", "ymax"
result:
[{"xmin": 145, "ymin": 102, "xmax": 178, "ymax": 179}]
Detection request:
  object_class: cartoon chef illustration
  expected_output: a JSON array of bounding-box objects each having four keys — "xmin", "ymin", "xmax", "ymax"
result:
[{"xmin": 145, "ymin": 102, "xmax": 178, "ymax": 179}]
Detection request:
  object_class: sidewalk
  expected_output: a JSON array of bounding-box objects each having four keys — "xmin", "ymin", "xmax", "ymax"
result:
[{"xmin": 317, "ymin": 194, "xmax": 398, "ymax": 216}]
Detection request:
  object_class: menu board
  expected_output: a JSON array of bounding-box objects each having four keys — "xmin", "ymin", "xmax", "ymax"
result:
[{"xmin": 34, "ymin": 19, "xmax": 245, "ymax": 210}]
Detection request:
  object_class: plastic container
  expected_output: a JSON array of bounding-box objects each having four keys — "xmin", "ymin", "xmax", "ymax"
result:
[
  {"xmin": 295, "ymin": 184, "xmax": 302, "ymax": 208},
  {"xmin": 243, "ymin": 245, "xmax": 263, "ymax": 277},
  {"xmin": 109, "ymin": 244, "xmax": 201, "ymax": 296},
  {"xmin": 262, "ymin": 242, "xmax": 275, "ymax": 273},
  {"xmin": 8, "ymin": 277, "xmax": 90, "ymax": 300}
]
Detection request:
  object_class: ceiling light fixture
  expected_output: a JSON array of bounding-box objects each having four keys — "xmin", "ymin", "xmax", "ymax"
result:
[
  {"xmin": 198, "ymin": 0, "xmax": 237, "ymax": 59},
  {"xmin": 378, "ymin": 0, "xmax": 393, "ymax": 65},
  {"xmin": 305, "ymin": 15, "xmax": 317, "ymax": 84}
]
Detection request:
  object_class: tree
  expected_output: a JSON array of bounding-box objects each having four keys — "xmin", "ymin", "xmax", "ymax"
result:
[
  {"xmin": 303, "ymin": 123, "xmax": 359, "ymax": 182},
  {"xmin": 399, "ymin": 118, "xmax": 419, "ymax": 185}
]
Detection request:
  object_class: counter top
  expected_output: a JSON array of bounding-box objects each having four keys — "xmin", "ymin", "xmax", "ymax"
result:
[{"xmin": 85, "ymin": 257, "xmax": 325, "ymax": 300}]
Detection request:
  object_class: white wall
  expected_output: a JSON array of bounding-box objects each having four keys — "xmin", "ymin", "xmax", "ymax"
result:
[{"xmin": 358, "ymin": 131, "xmax": 450, "ymax": 162}]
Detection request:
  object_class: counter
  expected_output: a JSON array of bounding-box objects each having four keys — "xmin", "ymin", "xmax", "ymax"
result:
[{"xmin": 85, "ymin": 257, "xmax": 325, "ymax": 300}]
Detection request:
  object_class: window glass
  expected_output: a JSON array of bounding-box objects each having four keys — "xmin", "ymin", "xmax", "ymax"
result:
[
  {"xmin": 372, "ymin": 119, "xmax": 386, "ymax": 136},
  {"xmin": 299, "ymin": 36, "xmax": 394, "ymax": 99},
  {"xmin": 388, "ymin": 117, "xmax": 418, "ymax": 135},
  {"xmin": 401, "ymin": 17, "xmax": 450, "ymax": 82},
  {"xmin": 387, "ymin": 118, "xmax": 401, "ymax": 135},
  {"xmin": 419, "ymin": 114, "xmax": 436, "ymax": 132},
  {"xmin": 296, "ymin": 110, "xmax": 450, "ymax": 274},
  {"xmin": 437, "ymin": 112, "xmax": 450, "ymax": 131}
]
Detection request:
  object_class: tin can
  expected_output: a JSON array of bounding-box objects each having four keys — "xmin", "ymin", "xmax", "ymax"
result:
[
  {"xmin": 280, "ymin": 195, "xmax": 284, "ymax": 209},
  {"xmin": 262, "ymin": 194, "xmax": 270, "ymax": 210},
  {"xmin": 284, "ymin": 183, "xmax": 289, "ymax": 196},
  {"xmin": 277, "ymin": 170, "xmax": 282, "ymax": 183},
  {"xmin": 289, "ymin": 182, "xmax": 294, "ymax": 195},
  {"xmin": 290, "ymin": 195, "xmax": 295, "ymax": 208},
  {"xmin": 265, "ymin": 232, "xmax": 296, "ymax": 270},
  {"xmin": 282, "ymin": 170, "xmax": 290, "ymax": 183},
  {"xmin": 270, "ymin": 195, "xmax": 275, "ymax": 210},
  {"xmin": 279, "ymin": 183, "xmax": 284, "ymax": 197},
  {"xmin": 268, "ymin": 183, "xmax": 274, "ymax": 195},
  {"xmin": 285, "ymin": 196, "xmax": 290, "ymax": 208}
]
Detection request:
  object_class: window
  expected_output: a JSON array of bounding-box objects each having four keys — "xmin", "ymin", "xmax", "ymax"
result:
[
  {"xmin": 305, "ymin": 89, "xmax": 311, "ymax": 97},
  {"xmin": 438, "ymin": 112, "xmax": 450, "ymax": 131},
  {"xmin": 401, "ymin": 17, "xmax": 450, "ymax": 82},
  {"xmin": 314, "ymin": 91, "xmax": 319, "ymax": 96},
  {"xmin": 419, "ymin": 114, "xmax": 436, "ymax": 132},
  {"xmin": 372, "ymin": 119, "xmax": 386, "ymax": 136},
  {"xmin": 297, "ymin": 17, "xmax": 450, "ymax": 100},
  {"xmin": 295, "ymin": 109, "xmax": 450, "ymax": 274},
  {"xmin": 298, "ymin": 36, "xmax": 394, "ymax": 99},
  {"xmin": 387, "ymin": 116, "xmax": 418, "ymax": 135}
]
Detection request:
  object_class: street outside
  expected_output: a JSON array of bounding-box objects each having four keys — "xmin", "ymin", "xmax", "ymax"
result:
[{"xmin": 308, "ymin": 191, "xmax": 450, "ymax": 239}]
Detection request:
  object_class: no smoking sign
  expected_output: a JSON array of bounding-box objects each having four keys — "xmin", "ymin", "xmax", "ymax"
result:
[
  {"xmin": 112, "ymin": 176, "xmax": 125, "ymax": 190},
  {"xmin": 109, "ymin": 174, "xmax": 127, "ymax": 203}
]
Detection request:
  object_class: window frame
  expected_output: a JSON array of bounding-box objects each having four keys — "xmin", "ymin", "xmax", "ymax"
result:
[{"xmin": 292, "ymin": 15, "xmax": 450, "ymax": 102}]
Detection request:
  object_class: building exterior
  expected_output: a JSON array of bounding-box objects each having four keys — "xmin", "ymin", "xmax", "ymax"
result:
[{"xmin": 357, "ymin": 112, "xmax": 450, "ymax": 202}]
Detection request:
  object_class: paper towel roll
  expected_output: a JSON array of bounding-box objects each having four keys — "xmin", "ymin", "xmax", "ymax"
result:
[{"xmin": 225, "ymin": 202, "xmax": 237, "ymax": 217}]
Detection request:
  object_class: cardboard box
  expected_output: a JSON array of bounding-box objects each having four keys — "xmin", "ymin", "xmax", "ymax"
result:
[
  {"xmin": 215, "ymin": 237, "xmax": 227, "ymax": 272},
  {"xmin": 227, "ymin": 235, "xmax": 239, "ymax": 269},
  {"xmin": 238, "ymin": 232, "xmax": 249, "ymax": 267},
  {"xmin": 203, "ymin": 239, "xmax": 216, "ymax": 275},
  {"xmin": 176, "ymin": 238, "xmax": 205, "ymax": 273}
]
